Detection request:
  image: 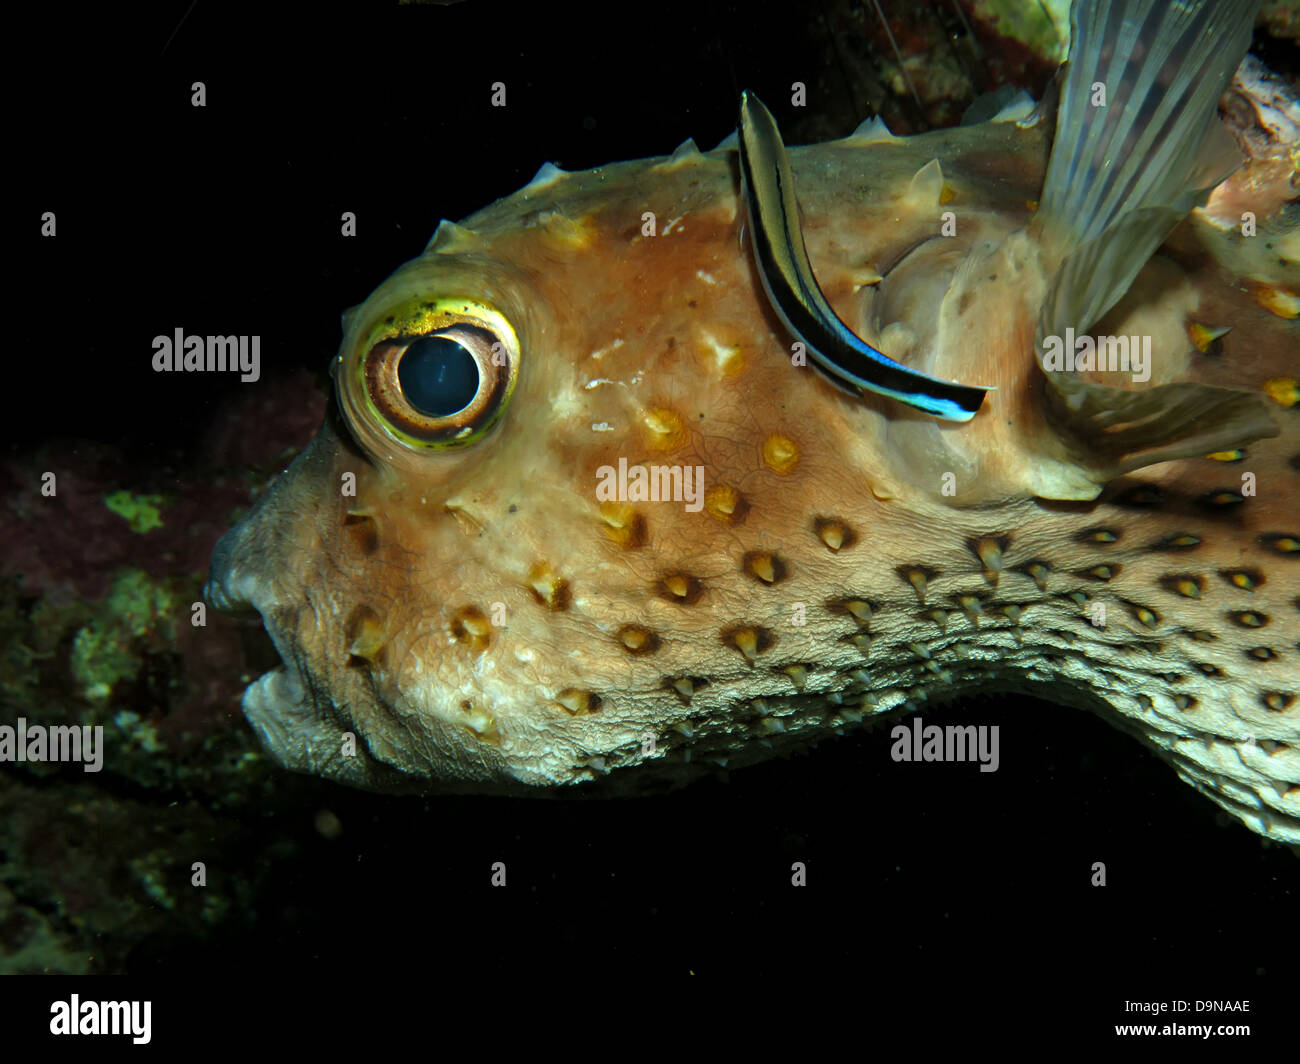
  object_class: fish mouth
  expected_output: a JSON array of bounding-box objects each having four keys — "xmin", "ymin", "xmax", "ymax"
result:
[
  {"xmin": 204, "ymin": 469, "xmax": 380, "ymax": 788},
  {"xmin": 203, "ymin": 415, "xmax": 340, "ymax": 736},
  {"xmin": 203, "ymin": 548, "xmax": 264, "ymax": 621},
  {"xmin": 203, "ymin": 466, "xmax": 473, "ymax": 795},
  {"xmin": 206, "ymin": 541, "xmax": 415, "ymax": 792},
  {"xmin": 204, "ymin": 516, "xmax": 308, "ymax": 751}
]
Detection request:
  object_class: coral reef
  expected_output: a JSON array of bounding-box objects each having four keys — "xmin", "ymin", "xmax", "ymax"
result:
[{"xmin": 0, "ymin": 372, "xmax": 324, "ymax": 971}]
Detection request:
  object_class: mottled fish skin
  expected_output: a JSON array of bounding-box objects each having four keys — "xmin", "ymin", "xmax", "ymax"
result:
[{"xmin": 208, "ymin": 3, "xmax": 1300, "ymax": 843}]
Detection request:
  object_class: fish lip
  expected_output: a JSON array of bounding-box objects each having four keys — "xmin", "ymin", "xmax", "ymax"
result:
[
  {"xmin": 240, "ymin": 662, "xmax": 310, "ymax": 759},
  {"xmin": 206, "ymin": 529, "xmax": 333, "ymax": 774},
  {"xmin": 202, "ymin": 569, "xmax": 260, "ymax": 619},
  {"xmin": 205, "ymin": 516, "xmax": 295, "ymax": 683},
  {"xmin": 205, "ymin": 509, "xmax": 254, "ymax": 613}
]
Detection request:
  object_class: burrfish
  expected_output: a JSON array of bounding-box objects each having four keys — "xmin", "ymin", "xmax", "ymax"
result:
[{"xmin": 207, "ymin": 0, "xmax": 1300, "ymax": 844}]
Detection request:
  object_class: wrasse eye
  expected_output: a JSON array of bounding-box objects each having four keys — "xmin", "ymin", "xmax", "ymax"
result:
[{"xmin": 338, "ymin": 296, "xmax": 520, "ymax": 452}]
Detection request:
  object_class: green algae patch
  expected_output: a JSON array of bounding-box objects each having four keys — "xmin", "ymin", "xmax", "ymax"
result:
[
  {"xmin": 104, "ymin": 490, "xmax": 165, "ymax": 533},
  {"xmin": 972, "ymin": 0, "xmax": 1069, "ymax": 63},
  {"xmin": 70, "ymin": 569, "xmax": 178, "ymax": 702}
]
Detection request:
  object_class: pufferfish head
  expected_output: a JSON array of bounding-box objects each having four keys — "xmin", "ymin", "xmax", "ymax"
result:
[{"xmin": 207, "ymin": 151, "xmax": 931, "ymax": 793}]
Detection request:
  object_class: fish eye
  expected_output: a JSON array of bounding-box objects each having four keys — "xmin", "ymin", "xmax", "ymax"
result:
[
  {"xmin": 398, "ymin": 335, "xmax": 480, "ymax": 417},
  {"xmin": 338, "ymin": 296, "xmax": 520, "ymax": 452},
  {"xmin": 364, "ymin": 324, "xmax": 503, "ymax": 440}
]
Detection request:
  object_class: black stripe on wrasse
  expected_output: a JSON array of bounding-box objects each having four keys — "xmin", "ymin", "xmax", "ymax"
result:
[{"xmin": 737, "ymin": 90, "xmax": 990, "ymax": 423}]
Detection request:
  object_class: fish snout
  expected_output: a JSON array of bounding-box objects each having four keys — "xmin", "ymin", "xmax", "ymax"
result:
[{"xmin": 204, "ymin": 524, "xmax": 262, "ymax": 619}]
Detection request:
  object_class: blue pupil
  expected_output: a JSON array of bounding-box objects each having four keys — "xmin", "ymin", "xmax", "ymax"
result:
[{"xmin": 397, "ymin": 336, "xmax": 480, "ymax": 417}]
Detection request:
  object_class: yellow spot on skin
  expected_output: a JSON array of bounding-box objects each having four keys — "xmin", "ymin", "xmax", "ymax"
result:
[
  {"xmin": 450, "ymin": 606, "xmax": 492, "ymax": 652},
  {"xmin": 527, "ymin": 562, "xmax": 568, "ymax": 610},
  {"xmin": 618, "ymin": 625, "xmax": 659, "ymax": 654},
  {"xmin": 849, "ymin": 265, "xmax": 883, "ymax": 291},
  {"xmin": 1023, "ymin": 563, "xmax": 1049, "ymax": 591},
  {"xmin": 445, "ymin": 502, "xmax": 484, "ymax": 538},
  {"xmin": 1250, "ymin": 283, "xmax": 1300, "ymax": 319},
  {"xmin": 1186, "ymin": 321, "xmax": 1231, "ymax": 352},
  {"xmin": 599, "ymin": 502, "xmax": 645, "ymax": 548},
  {"xmin": 459, "ymin": 612, "xmax": 489, "ymax": 636},
  {"xmin": 1172, "ymin": 579, "xmax": 1201, "ymax": 598},
  {"xmin": 554, "ymin": 688, "xmax": 601, "ymax": 715},
  {"xmin": 347, "ymin": 615, "xmax": 386, "ymax": 663},
  {"xmin": 696, "ymin": 327, "xmax": 748, "ymax": 379},
  {"xmin": 1264, "ymin": 378, "xmax": 1298, "ymax": 407},
  {"xmin": 664, "ymin": 575, "xmax": 690, "ymax": 598},
  {"xmin": 460, "ymin": 702, "xmax": 500, "ymax": 743},
  {"xmin": 904, "ymin": 568, "xmax": 928, "ymax": 604},
  {"xmin": 762, "ymin": 434, "xmax": 799, "ymax": 474},
  {"xmin": 745, "ymin": 552, "xmax": 783, "ymax": 584},
  {"xmin": 815, "ymin": 517, "xmax": 854, "ymax": 552},
  {"xmin": 782, "ymin": 664, "xmax": 807, "ymax": 689},
  {"xmin": 659, "ymin": 572, "xmax": 703, "ymax": 605},
  {"xmin": 642, "ymin": 407, "xmax": 686, "ymax": 450},
  {"xmin": 1206, "ymin": 449, "xmax": 1245, "ymax": 462},
  {"xmin": 844, "ymin": 600, "xmax": 872, "ymax": 625},
  {"xmin": 975, "ymin": 538, "xmax": 1003, "ymax": 586},
  {"xmin": 704, "ymin": 484, "xmax": 747, "ymax": 524},
  {"xmin": 539, "ymin": 211, "xmax": 591, "ymax": 249},
  {"xmin": 726, "ymin": 626, "xmax": 771, "ymax": 663},
  {"xmin": 939, "ymin": 184, "xmax": 955, "ymax": 205}
]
